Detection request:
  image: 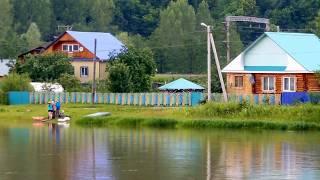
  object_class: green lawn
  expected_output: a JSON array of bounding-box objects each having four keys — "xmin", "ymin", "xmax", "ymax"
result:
[{"xmin": 1, "ymin": 103, "xmax": 320, "ymax": 131}]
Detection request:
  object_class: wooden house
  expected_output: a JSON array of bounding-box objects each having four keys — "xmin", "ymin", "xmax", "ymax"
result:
[
  {"xmin": 222, "ymin": 32, "xmax": 320, "ymax": 95},
  {"xmin": 19, "ymin": 31, "xmax": 124, "ymax": 83}
]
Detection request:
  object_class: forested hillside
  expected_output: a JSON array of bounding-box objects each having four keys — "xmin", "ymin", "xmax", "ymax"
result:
[{"xmin": 1, "ymin": 0, "xmax": 320, "ymax": 73}]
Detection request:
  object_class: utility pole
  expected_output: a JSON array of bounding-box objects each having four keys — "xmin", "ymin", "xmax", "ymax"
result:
[
  {"xmin": 226, "ymin": 21, "xmax": 231, "ymax": 65},
  {"xmin": 92, "ymin": 39, "xmax": 97, "ymax": 104},
  {"xmin": 201, "ymin": 23, "xmax": 212, "ymax": 102},
  {"xmin": 209, "ymin": 32, "xmax": 228, "ymax": 102}
]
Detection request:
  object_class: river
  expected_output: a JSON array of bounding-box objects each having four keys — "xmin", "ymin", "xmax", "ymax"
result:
[{"xmin": 0, "ymin": 121, "xmax": 319, "ymax": 180}]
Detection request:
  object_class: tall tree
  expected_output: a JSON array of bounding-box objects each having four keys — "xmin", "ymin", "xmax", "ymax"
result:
[
  {"xmin": 21, "ymin": 23, "xmax": 42, "ymax": 49},
  {"xmin": 12, "ymin": 0, "xmax": 53, "ymax": 39},
  {"xmin": 0, "ymin": 0, "xmax": 12, "ymax": 42},
  {"xmin": 89, "ymin": 0, "xmax": 115, "ymax": 32},
  {"xmin": 0, "ymin": 0, "xmax": 13, "ymax": 58},
  {"xmin": 15, "ymin": 53, "xmax": 74, "ymax": 82},
  {"xmin": 108, "ymin": 47, "xmax": 156, "ymax": 92},
  {"xmin": 152, "ymin": 0, "xmax": 197, "ymax": 73},
  {"xmin": 195, "ymin": 1, "xmax": 214, "ymax": 72}
]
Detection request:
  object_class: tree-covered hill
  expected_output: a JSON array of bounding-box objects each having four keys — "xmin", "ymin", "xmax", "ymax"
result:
[{"xmin": 1, "ymin": 0, "xmax": 320, "ymax": 73}]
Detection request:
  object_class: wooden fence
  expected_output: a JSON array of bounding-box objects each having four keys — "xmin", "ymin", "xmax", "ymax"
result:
[
  {"xmin": 27, "ymin": 91, "xmax": 282, "ymax": 106},
  {"xmin": 29, "ymin": 92, "xmax": 194, "ymax": 106}
]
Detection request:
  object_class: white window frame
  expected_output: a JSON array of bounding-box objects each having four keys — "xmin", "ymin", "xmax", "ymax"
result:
[
  {"xmin": 234, "ymin": 75, "xmax": 244, "ymax": 88},
  {"xmin": 62, "ymin": 44, "xmax": 80, "ymax": 53},
  {"xmin": 80, "ymin": 66, "xmax": 89, "ymax": 77},
  {"xmin": 262, "ymin": 76, "xmax": 276, "ymax": 93},
  {"xmin": 283, "ymin": 76, "xmax": 296, "ymax": 92},
  {"xmin": 62, "ymin": 44, "xmax": 69, "ymax": 52}
]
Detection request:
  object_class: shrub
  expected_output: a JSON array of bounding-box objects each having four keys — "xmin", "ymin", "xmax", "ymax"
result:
[
  {"xmin": 309, "ymin": 93, "xmax": 320, "ymax": 104},
  {"xmin": 0, "ymin": 73, "xmax": 33, "ymax": 104}
]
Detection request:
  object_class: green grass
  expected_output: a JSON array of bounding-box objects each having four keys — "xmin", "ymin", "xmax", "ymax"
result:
[
  {"xmin": 77, "ymin": 116, "xmax": 320, "ymax": 131},
  {"xmin": 1, "ymin": 103, "xmax": 320, "ymax": 131}
]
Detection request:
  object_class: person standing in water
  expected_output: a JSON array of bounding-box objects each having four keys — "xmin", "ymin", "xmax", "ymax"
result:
[
  {"xmin": 55, "ymin": 99, "xmax": 61, "ymax": 118},
  {"xmin": 52, "ymin": 100, "xmax": 56, "ymax": 119},
  {"xmin": 48, "ymin": 100, "xmax": 53, "ymax": 120}
]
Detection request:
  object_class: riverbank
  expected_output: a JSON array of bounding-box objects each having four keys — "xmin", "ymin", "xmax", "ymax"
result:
[
  {"xmin": 0, "ymin": 103, "xmax": 319, "ymax": 131},
  {"xmin": 76, "ymin": 102, "xmax": 320, "ymax": 131}
]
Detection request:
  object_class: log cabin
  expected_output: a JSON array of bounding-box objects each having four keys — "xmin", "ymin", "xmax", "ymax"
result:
[
  {"xmin": 222, "ymin": 32, "xmax": 320, "ymax": 95},
  {"xmin": 19, "ymin": 31, "xmax": 124, "ymax": 83}
]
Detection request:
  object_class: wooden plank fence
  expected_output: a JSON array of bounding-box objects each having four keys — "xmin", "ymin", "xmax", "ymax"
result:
[
  {"xmin": 29, "ymin": 92, "xmax": 194, "ymax": 106},
  {"xmin": 27, "ymin": 91, "xmax": 282, "ymax": 106}
]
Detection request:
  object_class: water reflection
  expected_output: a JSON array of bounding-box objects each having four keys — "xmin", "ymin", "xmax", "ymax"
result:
[{"xmin": 0, "ymin": 123, "xmax": 319, "ymax": 180}]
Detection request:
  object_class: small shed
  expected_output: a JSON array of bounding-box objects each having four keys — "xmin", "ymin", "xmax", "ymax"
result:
[{"xmin": 158, "ymin": 78, "xmax": 205, "ymax": 92}]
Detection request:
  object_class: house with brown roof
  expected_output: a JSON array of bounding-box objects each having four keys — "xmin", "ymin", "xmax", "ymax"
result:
[{"xmin": 19, "ymin": 31, "xmax": 124, "ymax": 83}]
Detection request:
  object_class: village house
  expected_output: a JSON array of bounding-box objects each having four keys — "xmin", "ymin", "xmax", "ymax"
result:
[
  {"xmin": 19, "ymin": 31, "xmax": 124, "ymax": 83},
  {"xmin": 222, "ymin": 32, "xmax": 320, "ymax": 95}
]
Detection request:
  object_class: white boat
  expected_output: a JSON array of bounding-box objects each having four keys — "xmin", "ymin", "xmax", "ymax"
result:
[
  {"xmin": 57, "ymin": 117, "xmax": 71, "ymax": 122},
  {"xmin": 85, "ymin": 112, "xmax": 111, "ymax": 118}
]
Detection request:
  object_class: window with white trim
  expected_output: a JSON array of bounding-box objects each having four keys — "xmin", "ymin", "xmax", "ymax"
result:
[
  {"xmin": 80, "ymin": 66, "xmax": 89, "ymax": 77},
  {"xmin": 62, "ymin": 44, "xmax": 68, "ymax": 52},
  {"xmin": 262, "ymin": 76, "xmax": 275, "ymax": 92},
  {"xmin": 234, "ymin": 76, "xmax": 243, "ymax": 88},
  {"xmin": 283, "ymin": 77, "xmax": 296, "ymax": 92},
  {"xmin": 62, "ymin": 44, "xmax": 80, "ymax": 52}
]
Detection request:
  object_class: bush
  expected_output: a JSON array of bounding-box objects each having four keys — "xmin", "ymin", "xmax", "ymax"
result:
[
  {"xmin": 0, "ymin": 73, "xmax": 34, "ymax": 104},
  {"xmin": 57, "ymin": 73, "xmax": 82, "ymax": 92},
  {"xmin": 309, "ymin": 93, "xmax": 320, "ymax": 104}
]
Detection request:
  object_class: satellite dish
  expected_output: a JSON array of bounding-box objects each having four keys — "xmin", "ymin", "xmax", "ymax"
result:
[{"xmin": 79, "ymin": 47, "xmax": 84, "ymax": 52}]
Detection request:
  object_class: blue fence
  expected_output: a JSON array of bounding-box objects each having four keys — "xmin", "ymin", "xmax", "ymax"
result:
[
  {"xmin": 8, "ymin": 91, "xmax": 320, "ymax": 106},
  {"xmin": 8, "ymin": 91, "xmax": 30, "ymax": 105},
  {"xmin": 281, "ymin": 92, "xmax": 310, "ymax": 105},
  {"xmin": 24, "ymin": 92, "xmax": 195, "ymax": 106}
]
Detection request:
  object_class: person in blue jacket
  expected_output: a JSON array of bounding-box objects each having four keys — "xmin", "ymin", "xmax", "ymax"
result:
[{"xmin": 55, "ymin": 99, "xmax": 61, "ymax": 118}]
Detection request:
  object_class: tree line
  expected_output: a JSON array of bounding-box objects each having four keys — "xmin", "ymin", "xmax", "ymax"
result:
[{"xmin": 1, "ymin": 0, "xmax": 320, "ymax": 74}]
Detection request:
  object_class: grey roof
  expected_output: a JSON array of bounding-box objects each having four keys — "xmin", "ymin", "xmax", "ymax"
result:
[
  {"xmin": 0, "ymin": 59, "xmax": 14, "ymax": 76},
  {"xmin": 67, "ymin": 31, "xmax": 125, "ymax": 60}
]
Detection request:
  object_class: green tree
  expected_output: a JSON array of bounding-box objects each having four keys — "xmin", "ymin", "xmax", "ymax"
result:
[
  {"xmin": 194, "ymin": 1, "xmax": 214, "ymax": 73},
  {"xmin": 0, "ymin": 0, "xmax": 13, "ymax": 58},
  {"xmin": 21, "ymin": 23, "xmax": 42, "ymax": 49},
  {"xmin": 108, "ymin": 47, "xmax": 156, "ymax": 92},
  {"xmin": 12, "ymin": 0, "xmax": 53, "ymax": 39},
  {"xmin": 224, "ymin": 0, "xmax": 257, "ymax": 16},
  {"xmin": 89, "ymin": 0, "xmax": 115, "ymax": 32},
  {"xmin": 0, "ymin": 73, "xmax": 34, "ymax": 104},
  {"xmin": 107, "ymin": 62, "xmax": 132, "ymax": 93},
  {"xmin": 15, "ymin": 53, "xmax": 74, "ymax": 82},
  {"xmin": 0, "ymin": 0, "xmax": 12, "ymax": 42},
  {"xmin": 151, "ymin": 0, "xmax": 197, "ymax": 73},
  {"xmin": 57, "ymin": 73, "xmax": 82, "ymax": 92}
]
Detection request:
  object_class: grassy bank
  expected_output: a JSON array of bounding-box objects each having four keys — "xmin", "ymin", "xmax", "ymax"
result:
[
  {"xmin": 76, "ymin": 102, "xmax": 320, "ymax": 131},
  {"xmin": 1, "ymin": 103, "xmax": 320, "ymax": 131},
  {"xmin": 77, "ymin": 116, "xmax": 320, "ymax": 131}
]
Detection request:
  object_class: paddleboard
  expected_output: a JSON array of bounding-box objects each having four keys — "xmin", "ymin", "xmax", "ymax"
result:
[
  {"xmin": 85, "ymin": 112, "xmax": 111, "ymax": 118},
  {"xmin": 32, "ymin": 116, "xmax": 47, "ymax": 121},
  {"xmin": 57, "ymin": 117, "xmax": 71, "ymax": 122}
]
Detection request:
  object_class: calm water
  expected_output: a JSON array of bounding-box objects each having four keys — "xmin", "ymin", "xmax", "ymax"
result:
[{"xmin": 0, "ymin": 121, "xmax": 319, "ymax": 180}]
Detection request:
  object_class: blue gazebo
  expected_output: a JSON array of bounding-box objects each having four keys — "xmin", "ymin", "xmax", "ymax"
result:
[{"xmin": 158, "ymin": 78, "xmax": 205, "ymax": 92}]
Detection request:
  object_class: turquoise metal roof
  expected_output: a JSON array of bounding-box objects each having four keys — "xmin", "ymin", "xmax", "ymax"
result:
[
  {"xmin": 67, "ymin": 31, "xmax": 124, "ymax": 60},
  {"xmin": 158, "ymin": 78, "xmax": 205, "ymax": 90},
  {"xmin": 265, "ymin": 32, "xmax": 320, "ymax": 71},
  {"xmin": 244, "ymin": 66, "xmax": 286, "ymax": 71}
]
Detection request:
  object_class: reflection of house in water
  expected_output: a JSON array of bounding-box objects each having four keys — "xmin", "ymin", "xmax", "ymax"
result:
[{"xmin": 216, "ymin": 136, "xmax": 306, "ymax": 179}]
